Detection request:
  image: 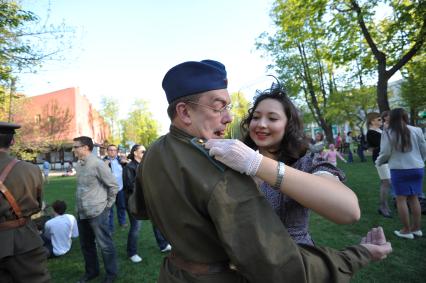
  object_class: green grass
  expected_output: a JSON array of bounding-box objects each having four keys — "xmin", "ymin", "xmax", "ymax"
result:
[{"xmin": 44, "ymin": 157, "xmax": 426, "ymax": 282}]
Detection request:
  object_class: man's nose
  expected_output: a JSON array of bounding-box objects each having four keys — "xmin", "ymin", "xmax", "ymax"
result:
[{"xmin": 222, "ymin": 110, "xmax": 233, "ymax": 124}]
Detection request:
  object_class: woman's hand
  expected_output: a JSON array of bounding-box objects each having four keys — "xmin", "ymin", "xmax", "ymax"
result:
[{"xmin": 205, "ymin": 139, "xmax": 263, "ymax": 176}]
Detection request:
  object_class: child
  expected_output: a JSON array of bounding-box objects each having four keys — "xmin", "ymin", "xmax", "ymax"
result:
[{"xmin": 323, "ymin": 144, "xmax": 347, "ymax": 167}]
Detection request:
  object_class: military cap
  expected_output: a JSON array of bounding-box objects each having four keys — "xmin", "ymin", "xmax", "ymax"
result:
[
  {"xmin": 0, "ymin": 121, "xmax": 21, "ymax": 134},
  {"xmin": 162, "ymin": 59, "xmax": 228, "ymax": 104}
]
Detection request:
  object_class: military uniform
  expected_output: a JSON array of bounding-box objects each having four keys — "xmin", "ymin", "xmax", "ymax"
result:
[
  {"xmin": 135, "ymin": 126, "xmax": 371, "ymax": 283},
  {"xmin": 0, "ymin": 122, "xmax": 50, "ymax": 283}
]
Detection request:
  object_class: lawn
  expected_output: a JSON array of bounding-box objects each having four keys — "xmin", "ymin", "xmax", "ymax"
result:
[{"xmin": 43, "ymin": 157, "xmax": 426, "ymax": 283}]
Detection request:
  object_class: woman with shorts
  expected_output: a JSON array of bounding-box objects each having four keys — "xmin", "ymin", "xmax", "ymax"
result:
[
  {"xmin": 376, "ymin": 108, "xmax": 425, "ymax": 239},
  {"xmin": 367, "ymin": 112, "xmax": 392, "ymax": 217}
]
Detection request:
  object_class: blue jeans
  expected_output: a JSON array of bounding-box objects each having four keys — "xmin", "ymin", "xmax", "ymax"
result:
[
  {"xmin": 109, "ymin": 190, "xmax": 127, "ymax": 231},
  {"xmin": 78, "ymin": 208, "xmax": 118, "ymax": 278},
  {"xmin": 347, "ymin": 149, "xmax": 353, "ymax": 163},
  {"xmin": 153, "ymin": 225, "xmax": 169, "ymax": 250},
  {"xmin": 127, "ymin": 212, "xmax": 141, "ymax": 257},
  {"xmin": 356, "ymin": 146, "xmax": 366, "ymax": 162}
]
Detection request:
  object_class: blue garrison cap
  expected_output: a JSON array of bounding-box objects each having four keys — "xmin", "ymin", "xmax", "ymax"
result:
[{"xmin": 162, "ymin": 59, "xmax": 228, "ymax": 104}]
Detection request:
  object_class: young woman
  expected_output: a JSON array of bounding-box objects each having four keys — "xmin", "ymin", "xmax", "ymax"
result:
[
  {"xmin": 366, "ymin": 112, "xmax": 392, "ymax": 218},
  {"xmin": 376, "ymin": 108, "xmax": 426, "ymax": 239},
  {"xmin": 207, "ymin": 85, "xmax": 360, "ymax": 245},
  {"xmin": 123, "ymin": 144, "xmax": 145, "ymax": 263}
]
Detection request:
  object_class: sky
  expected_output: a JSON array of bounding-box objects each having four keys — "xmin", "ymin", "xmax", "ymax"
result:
[{"xmin": 18, "ymin": 0, "xmax": 277, "ymax": 134}]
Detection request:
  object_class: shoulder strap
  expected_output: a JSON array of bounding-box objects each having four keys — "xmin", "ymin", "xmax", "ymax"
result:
[{"xmin": 0, "ymin": 159, "xmax": 23, "ymax": 218}]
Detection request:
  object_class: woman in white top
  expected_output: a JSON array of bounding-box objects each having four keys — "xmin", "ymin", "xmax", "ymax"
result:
[{"xmin": 376, "ymin": 108, "xmax": 426, "ymax": 239}]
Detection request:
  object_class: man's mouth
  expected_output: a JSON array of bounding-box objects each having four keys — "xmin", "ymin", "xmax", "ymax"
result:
[{"xmin": 214, "ymin": 130, "xmax": 226, "ymax": 137}]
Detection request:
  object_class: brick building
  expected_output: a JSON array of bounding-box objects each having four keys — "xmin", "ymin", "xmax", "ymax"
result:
[{"xmin": 14, "ymin": 87, "xmax": 110, "ymax": 165}]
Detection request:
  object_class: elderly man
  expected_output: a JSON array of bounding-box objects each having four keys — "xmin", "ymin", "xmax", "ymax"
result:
[
  {"xmin": 73, "ymin": 136, "xmax": 119, "ymax": 283},
  {"xmin": 132, "ymin": 60, "xmax": 391, "ymax": 283},
  {"xmin": 0, "ymin": 122, "xmax": 50, "ymax": 282}
]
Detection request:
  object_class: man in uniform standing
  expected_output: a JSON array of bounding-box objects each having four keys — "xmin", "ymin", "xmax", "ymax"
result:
[
  {"xmin": 132, "ymin": 60, "xmax": 392, "ymax": 283},
  {"xmin": 0, "ymin": 121, "xmax": 50, "ymax": 282}
]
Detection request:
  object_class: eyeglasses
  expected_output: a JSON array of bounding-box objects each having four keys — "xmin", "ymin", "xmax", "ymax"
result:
[
  {"xmin": 187, "ymin": 101, "xmax": 232, "ymax": 115},
  {"xmin": 73, "ymin": 145, "xmax": 84, "ymax": 149}
]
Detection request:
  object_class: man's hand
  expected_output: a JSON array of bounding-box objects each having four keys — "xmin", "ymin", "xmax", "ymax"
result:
[
  {"xmin": 205, "ymin": 139, "xmax": 262, "ymax": 176},
  {"xmin": 360, "ymin": 227, "xmax": 392, "ymax": 261}
]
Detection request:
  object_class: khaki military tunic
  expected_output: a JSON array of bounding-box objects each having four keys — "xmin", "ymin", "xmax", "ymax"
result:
[
  {"xmin": 136, "ymin": 126, "xmax": 371, "ymax": 283},
  {"xmin": 0, "ymin": 151, "xmax": 50, "ymax": 282}
]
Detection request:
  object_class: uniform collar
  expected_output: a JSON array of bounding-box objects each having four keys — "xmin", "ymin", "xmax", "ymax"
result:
[{"xmin": 170, "ymin": 125, "xmax": 196, "ymax": 141}]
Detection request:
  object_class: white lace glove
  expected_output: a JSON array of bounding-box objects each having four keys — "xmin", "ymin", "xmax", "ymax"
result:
[{"xmin": 205, "ymin": 139, "xmax": 263, "ymax": 176}]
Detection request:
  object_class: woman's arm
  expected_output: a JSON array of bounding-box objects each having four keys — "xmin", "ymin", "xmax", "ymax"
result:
[
  {"xmin": 257, "ymin": 157, "xmax": 359, "ymax": 224},
  {"xmin": 206, "ymin": 139, "xmax": 360, "ymax": 224}
]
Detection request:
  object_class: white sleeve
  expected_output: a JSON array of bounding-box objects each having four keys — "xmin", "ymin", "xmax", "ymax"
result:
[
  {"xmin": 416, "ymin": 128, "xmax": 426, "ymax": 161},
  {"xmin": 71, "ymin": 216, "xmax": 79, "ymax": 238}
]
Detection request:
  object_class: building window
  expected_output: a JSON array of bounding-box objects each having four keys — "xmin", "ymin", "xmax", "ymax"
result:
[{"xmin": 35, "ymin": 114, "xmax": 41, "ymax": 124}]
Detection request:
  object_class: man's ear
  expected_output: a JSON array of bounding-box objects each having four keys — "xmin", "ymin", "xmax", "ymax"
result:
[
  {"xmin": 10, "ymin": 137, "xmax": 15, "ymax": 146},
  {"xmin": 175, "ymin": 102, "xmax": 193, "ymax": 125}
]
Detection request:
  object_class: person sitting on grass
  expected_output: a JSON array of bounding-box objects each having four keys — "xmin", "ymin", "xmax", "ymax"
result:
[{"xmin": 42, "ymin": 200, "xmax": 79, "ymax": 258}]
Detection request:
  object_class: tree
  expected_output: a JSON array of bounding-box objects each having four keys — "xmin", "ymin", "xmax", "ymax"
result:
[
  {"xmin": 99, "ymin": 96, "xmax": 120, "ymax": 144},
  {"xmin": 399, "ymin": 52, "xmax": 426, "ymax": 125},
  {"xmin": 1, "ymin": 0, "xmax": 73, "ymax": 121},
  {"xmin": 332, "ymin": 0, "xmax": 426, "ymax": 112},
  {"xmin": 225, "ymin": 91, "xmax": 251, "ymax": 139},
  {"xmin": 326, "ymin": 86, "xmax": 377, "ymax": 129},
  {"xmin": 257, "ymin": 0, "xmax": 340, "ymax": 144},
  {"xmin": 120, "ymin": 99, "xmax": 159, "ymax": 148}
]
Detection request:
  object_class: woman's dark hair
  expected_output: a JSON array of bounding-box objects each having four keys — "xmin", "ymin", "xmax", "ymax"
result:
[
  {"xmin": 241, "ymin": 82, "xmax": 309, "ymax": 165},
  {"xmin": 127, "ymin": 144, "xmax": 141, "ymax": 161},
  {"xmin": 387, "ymin": 108, "xmax": 411, "ymax": 152}
]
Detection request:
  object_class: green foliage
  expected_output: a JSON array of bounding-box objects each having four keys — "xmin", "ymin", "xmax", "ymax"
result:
[
  {"xmin": 332, "ymin": 0, "xmax": 426, "ymax": 111},
  {"xmin": 0, "ymin": 0, "xmax": 38, "ymax": 84},
  {"xmin": 99, "ymin": 96, "xmax": 120, "ymax": 144},
  {"xmin": 399, "ymin": 53, "xmax": 426, "ymax": 121},
  {"xmin": 1, "ymin": 0, "xmax": 74, "ymax": 124},
  {"xmin": 225, "ymin": 91, "xmax": 251, "ymax": 139},
  {"xmin": 258, "ymin": 0, "xmax": 341, "ymax": 142},
  {"xmin": 261, "ymin": 0, "xmax": 426, "ymax": 119},
  {"xmin": 120, "ymin": 99, "xmax": 159, "ymax": 148},
  {"xmin": 326, "ymin": 85, "xmax": 377, "ymax": 127}
]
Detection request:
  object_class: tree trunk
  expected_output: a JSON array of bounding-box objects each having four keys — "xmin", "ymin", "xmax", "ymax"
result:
[
  {"xmin": 377, "ymin": 61, "xmax": 390, "ymax": 113},
  {"xmin": 317, "ymin": 117, "xmax": 334, "ymax": 144},
  {"xmin": 410, "ymin": 107, "xmax": 416, "ymax": 126}
]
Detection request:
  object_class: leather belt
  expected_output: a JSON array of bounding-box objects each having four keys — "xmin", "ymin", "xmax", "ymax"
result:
[
  {"xmin": 168, "ymin": 252, "xmax": 231, "ymax": 275},
  {"xmin": 0, "ymin": 217, "xmax": 28, "ymax": 231}
]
